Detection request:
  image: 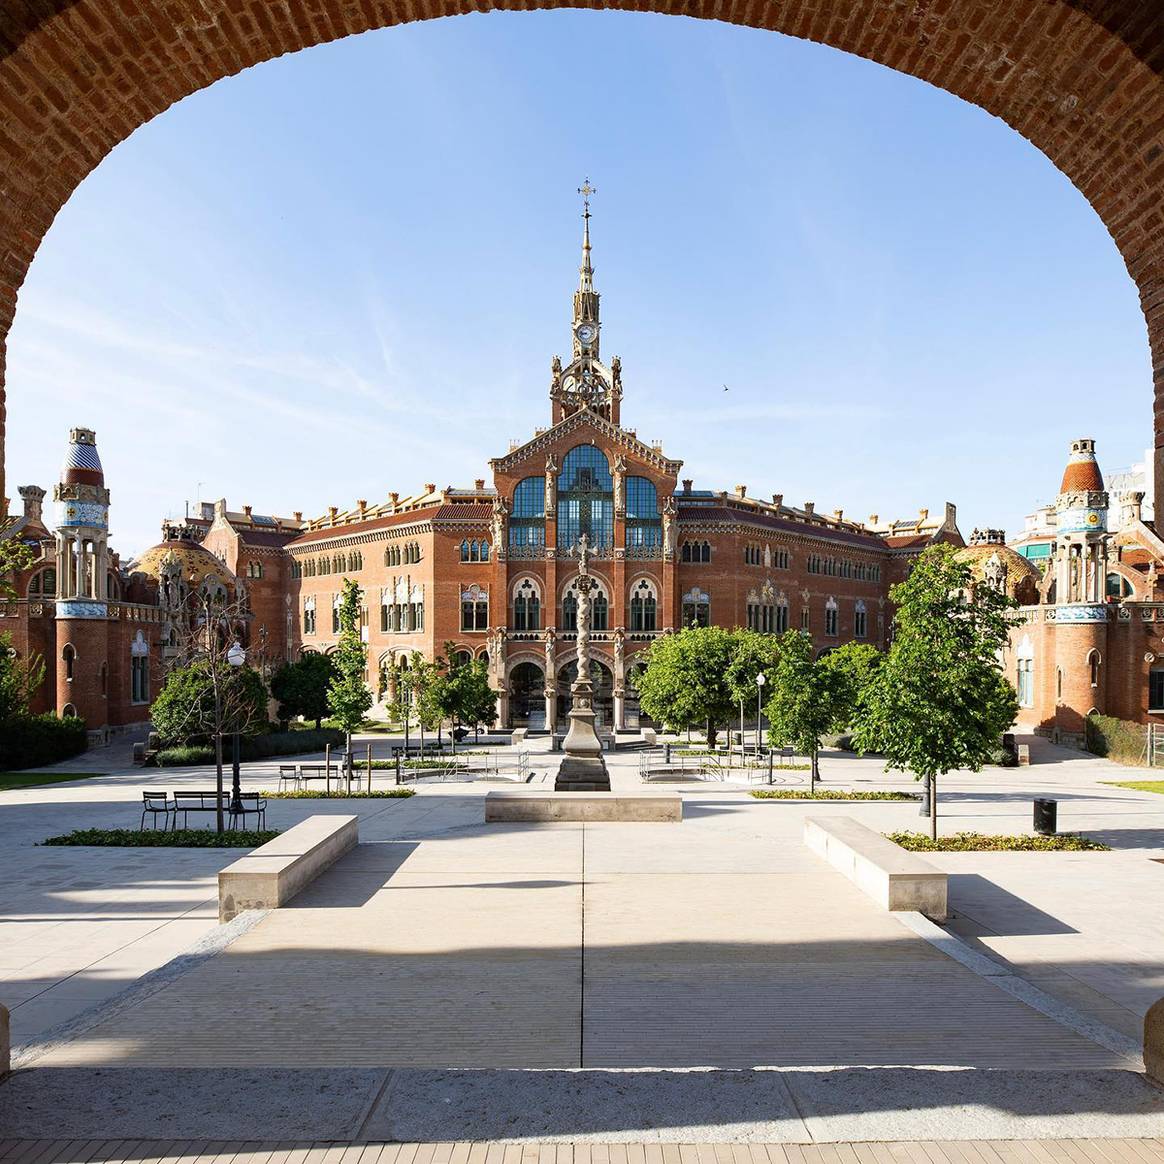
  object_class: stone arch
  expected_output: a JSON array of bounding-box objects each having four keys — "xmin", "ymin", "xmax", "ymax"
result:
[{"xmin": 2, "ymin": 5, "xmax": 1164, "ymax": 508}]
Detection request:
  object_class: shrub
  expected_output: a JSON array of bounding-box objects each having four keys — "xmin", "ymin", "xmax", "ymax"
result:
[
  {"xmin": 751, "ymin": 789, "xmax": 915, "ymax": 801},
  {"xmin": 261, "ymin": 788, "xmax": 416, "ymax": 799},
  {"xmin": 1085, "ymin": 714, "xmax": 1147, "ymax": 765},
  {"xmin": 887, "ymin": 830, "xmax": 1109, "ymax": 852},
  {"xmin": 988, "ymin": 745, "xmax": 1018, "ymax": 768},
  {"xmin": 42, "ymin": 828, "xmax": 281, "ymax": 847},
  {"xmin": 152, "ymin": 728, "xmax": 345, "ymax": 767},
  {"xmin": 0, "ymin": 714, "xmax": 87, "ymax": 771},
  {"xmin": 155, "ymin": 745, "xmax": 216, "ymax": 767}
]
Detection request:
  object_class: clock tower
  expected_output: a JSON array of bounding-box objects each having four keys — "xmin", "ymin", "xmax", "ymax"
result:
[{"xmin": 550, "ymin": 180, "xmax": 623, "ymax": 426}]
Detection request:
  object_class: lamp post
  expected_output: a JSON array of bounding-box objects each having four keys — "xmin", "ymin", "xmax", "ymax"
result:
[
  {"xmin": 755, "ymin": 671, "xmax": 766, "ymax": 757},
  {"xmin": 227, "ymin": 640, "xmax": 246, "ymax": 823}
]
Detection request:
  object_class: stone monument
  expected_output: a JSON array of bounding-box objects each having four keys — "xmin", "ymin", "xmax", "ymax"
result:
[{"xmin": 556, "ymin": 535, "xmax": 611, "ymax": 792}]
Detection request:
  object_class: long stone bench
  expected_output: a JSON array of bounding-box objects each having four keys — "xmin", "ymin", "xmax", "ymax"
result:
[
  {"xmin": 218, "ymin": 814, "xmax": 358, "ymax": 922},
  {"xmin": 485, "ymin": 790, "xmax": 682, "ymax": 822},
  {"xmin": 803, "ymin": 816, "xmax": 947, "ymax": 920}
]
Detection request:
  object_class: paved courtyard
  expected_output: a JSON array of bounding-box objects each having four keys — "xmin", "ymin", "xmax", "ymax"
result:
[{"xmin": 3, "ymin": 734, "xmax": 1164, "ymax": 1144}]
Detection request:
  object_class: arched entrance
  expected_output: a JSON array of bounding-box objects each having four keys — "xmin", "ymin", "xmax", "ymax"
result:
[
  {"xmin": 624, "ymin": 660, "xmax": 651, "ymax": 731},
  {"xmin": 557, "ymin": 660, "xmax": 614, "ymax": 731},
  {"xmin": 2, "ymin": 5, "xmax": 1164, "ymax": 508},
  {"xmin": 508, "ymin": 661, "xmax": 544, "ymax": 728}
]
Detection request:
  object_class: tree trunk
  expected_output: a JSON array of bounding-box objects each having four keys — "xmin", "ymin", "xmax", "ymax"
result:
[
  {"xmin": 930, "ymin": 774, "xmax": 938, "ymax": 841},
  {"xmin": 346, "ymin": 729, "xmax": 352, "ymax": 793},
  {"xmin": 706, "ymin": 718, "xmax": 716, "ymax": 750},
  {"xmin": 810, "ymin": 747, "xmax": 818, "ymax": 794},
  {"xmin": 215, "ymin": 733, "xmax": 224, "ymax": 833}
]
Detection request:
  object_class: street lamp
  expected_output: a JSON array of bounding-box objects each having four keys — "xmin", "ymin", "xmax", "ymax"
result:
[
  {"xmin": 227, "ymin": 641, "xmax": 246, "ymax": 823},
  {"xmin": 755, "ymin": 671, "xmax": 766, "ymax": 757}
]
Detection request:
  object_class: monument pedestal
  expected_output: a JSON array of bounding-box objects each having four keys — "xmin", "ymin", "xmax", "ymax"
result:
[
  {"xmin": 555, "ymin": 753, "xmax": 611, "ymax": 792},
  {"xmin": 556, "ymin": 666, "xmax": 610, "ymax": 791}
]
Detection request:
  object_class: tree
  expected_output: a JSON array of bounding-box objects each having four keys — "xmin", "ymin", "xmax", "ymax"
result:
[
  {"xmin": 819, "ymin": 641, "xmax": 884, "ymax": 739},
  {"xmin": 635, "ymin": 625, "xmax": 738, "ymax": 747},
  {"xmin": 271, "ymin": 651, "xmax": 336, "ymax": 727},
  {"xmin": 159, "ymin": 592, "xmax": 269, "ymax": 831},
  {"xmin": 0, "ymin": 540, "xmax": 34, "ymax": 601},
  {"xmin": 448, "ymin": 658, "xmax": 498, "ymax": 742},
  {"xmin": 724, "ymin": 628, "xmax": 781, "ymax": 755},
  {"xmin": 0, "ymin": 632, "xmax": 45, "ymax": 727},
  {"xmin": 764, "ymin": 629, "xmax": 849, "ymax": 790},
  {"xmin": 852, "ymin": 543, "xmax": 1019, "ymax": 839},
  {"xmin": 327, "ymin": 577, "xmax": 372, "ymax": 778}
]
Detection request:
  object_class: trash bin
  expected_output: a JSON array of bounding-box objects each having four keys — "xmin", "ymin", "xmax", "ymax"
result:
[{"xmin": 1034, "ymin": 797, "xmax": 1057, "ymax": 835}]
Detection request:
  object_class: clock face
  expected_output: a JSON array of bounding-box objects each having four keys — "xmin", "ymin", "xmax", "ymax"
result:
[{"xmin": 576, "ymin": 323, "xmax": 597, "ymax": 345}]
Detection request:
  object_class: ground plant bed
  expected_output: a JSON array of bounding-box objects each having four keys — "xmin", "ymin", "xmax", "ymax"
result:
[
  {"xmin": 0, "ymin": 771, "xmax": 107, "ymax": 791},
  {"xmin": 887, "ymin": 830, "xmax": 1110, "ymax": 852},
  {"xmin": 42, "ymin": 828, "xmax": 282, "ymax": 847},
  {"xmin": 1103, "ymin": 780, "xmax": 1164, "ymax": 795},
  {"xmin": 262, "ymin": 788, "xmax": 416, "ymax": 799},
  {"xmin": 751, "ymin": 789, "xmax": 916, "ymax": 801}
]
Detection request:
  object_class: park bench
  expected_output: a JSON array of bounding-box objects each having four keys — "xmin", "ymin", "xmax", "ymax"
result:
[
  {"xmin": 228, "ymin": 792, "xmax": 268, "ymax": 831},
  {"xmin": 140, "ymin": 791, "xmax": 175, "ymax": 831},
  {"xmin": 172, "ymin": 791, "xmax": 231, "ymax": 829}
]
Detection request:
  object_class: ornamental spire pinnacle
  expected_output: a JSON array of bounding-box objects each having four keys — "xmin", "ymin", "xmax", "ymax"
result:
[{"xmin": 577, "ymin": 178, "xmax": 596, "ymax": 295}]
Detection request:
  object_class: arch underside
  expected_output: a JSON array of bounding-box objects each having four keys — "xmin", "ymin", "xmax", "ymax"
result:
[{"xmin": 3, "ymin": 1, "xmax": 1164, "ymax": 509}]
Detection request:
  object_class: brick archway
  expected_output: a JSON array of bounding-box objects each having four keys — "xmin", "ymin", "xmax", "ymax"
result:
[{"xmin": 3, "ymin": 1, "xmax": 1164, "ymax": 510}]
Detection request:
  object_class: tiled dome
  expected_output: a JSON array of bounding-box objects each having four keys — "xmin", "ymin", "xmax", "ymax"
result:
[
  {"xmin": 1059, "ymin": 438, "xmax": 1104, "ymax": 494},
  {"xmin": 133, "ymin": 539, "xmax": 233, "ymax": 587},
  {"xmin": 956, "ymin": 544, "xmax": 1042, "ymax": 603},
  {"xmin": 60, "ymin": 427, "xmax": 105, "ymax": 487}
]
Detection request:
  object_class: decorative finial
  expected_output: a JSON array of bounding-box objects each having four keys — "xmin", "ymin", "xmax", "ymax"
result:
[{"xmin": 578, "ymin": 178, "xmax": 596, "ymax": 219}]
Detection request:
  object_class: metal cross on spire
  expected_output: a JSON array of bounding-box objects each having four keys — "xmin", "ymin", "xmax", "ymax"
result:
[{"xmin": 578, "ymin": 178, "xmax": 597, "ymax": 219}]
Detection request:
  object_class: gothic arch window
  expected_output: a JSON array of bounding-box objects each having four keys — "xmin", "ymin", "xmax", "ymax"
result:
[
  {"xmin": 629, "ymin": 578, "xmax": 658, "ymax": 632},
  {"xmin": 461, "ymin": 585, "xmax": 488, "ymax": 632},
  {"xmin": 453, "ymin": 649, "xmax": 473, "ymax": 668},
  {"xmin": 246, "ymin": 561, "xmax": 264, "ymax": 579},
  {"xmin": 681, "ymin": 587, "xmax": 710, "ymax": 627},
  {"xmin": 62, "ymin": 643, "xmax": 75, "ymax": 682},
  {"xmin": 557, "ymin": 445, "xmax": 613, "ymax": 552},
  {"xmin": 461, "ymin": 539, "xmax": 492, "ymax": 563},
  {"xmin": 1106, "ymin": 572, "xmax": 1133, "ymax": 599},
  {"xmin": 1088, "ymin": 649, "xmax": 1101, "ymax": 688},
  {"xmin": 562, "ymin": 576, "xmax": 610, "ymax": 632},
  {"xmin": 625, "ymin": 477, "xmax": 662, "ymax": 550},
  {"xmin": 510, "ymin": 477, "xmax": 546, "ymax": 551},
  {"xmin": 825, "ymin": 596, "xmax": 839, "ymax": 637},
  {"xmin": 303, "ymin": 595, "xmax": 316, "ymax": 635},
  {"xmin": 1057, "ymin": 667, "xmax": 1063, "ymax": 699},
  {"xmin": 775, "ymin": 592, "xmax": 789, "ymax": 633},
  {"xmin": 680, "ymin": 540, "xmax": 710, "ymax": 563},
  {"xmin": 28, "ymin": 567, "xmax": 57, "ymax": 597},
  {"xmin": 291, "ymin": 559, "xmax": 303, "ymax": 579},
  {"xmin": 513, "ymin": 578, "xmax": 542, "ymax": 631},
  {"xmin": 332, "ymin": 592, "xmax": 343, "ymax": 635},
  {"xmin": 854, "ymin": 600, "xmax": 868, "ymax": 640},
  {"xmin": 130, "ymin": 631, "xmax": 150, "ymax": 704},
  {"xmin": 62, "ymin": 703, "xmax": 77, "ymax": 719},
  {"xmin": 351, "ymin": 551, "xmax": 363, "ymax": 571},
  {"xmin": 1015, "ymin": 634, "xmax": 1035, "ymax": 708},
  {"xmin": 773, "ymin": 548, "xmax": 790, "ymax": 570}
]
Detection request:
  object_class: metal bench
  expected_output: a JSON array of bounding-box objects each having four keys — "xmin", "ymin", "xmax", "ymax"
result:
[
  {"xmin": 172, "ymin": 790, "xmax": 230, "ymax": 829},
  {"xmin": 140, "ymin": 791, "xmax": 175, "ymax": 831},
  {"xmin": 228, "ymin": 792, "xmax": 268, "ymax": 831},
  {"xmin": 277, "ymin": 764, "xmax": 300, "ymax": 792}
]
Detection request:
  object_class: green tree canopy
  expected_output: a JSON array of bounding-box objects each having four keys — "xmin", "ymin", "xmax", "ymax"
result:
[
  {"xmin": 820, "ymin": 641, "xmax": 884, "ymax": 739},
  {"xmin": 724, "ymin": 628, "xmax": 781, "ymax": 706},
  {"xmin": 851, "ymin": 543, "xmax": 1019, "ymax": 837},
  {"xmin": 0, "ymin": 631, "xmax": 46, "ymax": 727},
  {"xmin": 327, "ymin": 578, "xmax": 373, "ymax": 765},
  {"xmin": 635, "ymin": 625, "xmax": 739, "ymax": 746},
  {"xmin": 150, "ymin": 659, "xmax": 268, "ymax": 746},
  {"xmin": 270, "ymin": 651, "xmax": 336, "ymax": 727},
  {"xmin": 764, "ymin": 629, "xmax": 850, "ymax": 787}
]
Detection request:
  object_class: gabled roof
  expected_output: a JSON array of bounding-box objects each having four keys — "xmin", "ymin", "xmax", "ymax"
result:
[{"xmin": 489, "ymin": 407, "xmax": 682, "ymax": 476}]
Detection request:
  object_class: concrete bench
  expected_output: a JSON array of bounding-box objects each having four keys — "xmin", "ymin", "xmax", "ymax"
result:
[
  {"xmin": 511, "ymin": 728, "xmax": 527, "ymax": 746},
  {"xmin": 218, "ymin": 814, "xmax": 358, "ymax": 922},
  {"xmin": 803, "ymin": 816, "xmax": 947, "ymax": 921},
  {"xmin": 485, "ymin": 790, "xmax": 682, "ymax": 822},
  {"xmin": 642, "ymin": 727, "xmax": 657, "ymax": 746}
]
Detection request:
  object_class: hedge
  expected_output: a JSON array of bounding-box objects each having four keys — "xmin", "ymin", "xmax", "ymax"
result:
[
  {"xmin": 0, "ymin": 714, "xmax": 87, "ymax": 771},
  {"xmin": 154, "ymin": 727, "xmax": 345, "ymax": 767},
  {"xmin": 43, "ymin": 828, "xmax": 280, "ymax": 848},
  {"xmin": 888, "ymin": 830, "xmax": 1109, "ymax": 852},
  {"xmin": 1085, "ymin": 714, "xmax": 1148, "ymax": 766}
]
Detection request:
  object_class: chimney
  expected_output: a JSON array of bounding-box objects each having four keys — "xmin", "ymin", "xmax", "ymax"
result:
[
  {"xmin": 389, "ymin": 492, "xmax": 399, "ymax": 506},
  {"xmin": 424, "ymin": 483, "xmax": 435, "ymax": 495},
  {"xmin": 918, "ymin": 507, "xmax": 929, "ymax": 522},
  {"xmin": 293, "ymin": 511, "xmax": 302, "ymax": 523},
  {"xmin": 735, "ymin": 484, "xmax": 747, "ymax": 499},
  {"xmin": 869, "ymin": 514, "xmax": 879, "ymax": 526},
  {"xmin": 357, "ymin": 500, "xmax": 368, "ymax": 518},
  {"xmin": 944, "ymin": 502, "xmax": 957, "ymax": 529},
  {"xmin": 18, "ymin": 485, "xmax": 45, "ymax": 525},
  {"xmin": 1121, "ymin": 491, "xmax": 1145, "ymax": 525},
  {"xmin": 328, "ymin": 506, "xmax": 338, "ymax": 524},
  {"xmin": 832, "ymin": 508, "xmax": 843, "ymax": 522},
  {"xmin": 682, "ymin": 479, "xmax": 693, "ymax": 494},
  {"xmin": 804, "ymin": 501, "xmax": 815, "ymax": 516},
  {"xmin": 475, "ymin": 479, "xmax": 485, "ymax": 490},
  {"xmin": 772, "ymin": 493, "xmax": 783, "ymax": 508},
  {"xmin": 243, "ymin": 504, "xmax": 252, "ymax": 518}
]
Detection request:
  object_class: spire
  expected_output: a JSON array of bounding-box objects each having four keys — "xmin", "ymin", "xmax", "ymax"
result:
[{"xmin": 578, "ymin": 178, "xmax": 596, "ymax": 294}]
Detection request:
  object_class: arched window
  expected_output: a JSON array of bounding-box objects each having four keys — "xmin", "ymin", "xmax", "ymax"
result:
[
  {"xmin": 130, "ymin": 631, "xmax": 149, "ymax": 704},
  {"xmin": 461, "ymin": 539, "xmax": 471, "ymax": 563},
  {"xmin": 854, "ymin": 600, "xmax": 867, "ymax": 639},
  {"xmin": 303, "ymin": 596, "xmax": 316, "ymax": 635},
  {"xmin": 246, "ymin": 561, "xmax": 263, "ymax": 579},
  {"xmin": 557, "ymin": 445, "xmax": 614, "ymax": 551},
  {"xmin": 562, "ymin": 577, "xmax": 609, "ymax": 631},
  {"xmin": 290, "ymin": 559, "xmax": 302, "ymax": 579},
  {"xmin": 28, "ymin": 567, "xmax": 57, "ymax": 597},
  {"xmin": 1015, "ymin": 635, "xmax": 1035, "ymax": 708},
  {"xmin": 461, "ymin": 585, "xmax": 488, "ymax": 631},
  {"xmin": 630, "ymin": 579, "xmax": 658, "ymax": 632},
  {"xmin": 453, "ymin": 649, "xmax": 473, "ymax": 669},
  {"xmin": 680, "ymin": 540, "xmax": 710, "ymax": 563},
  {"xmin": 625, "ymin": 477, "xmax": 662, "ymax": 550},
  {"xmin": 1088, "ymin": 649, "xmax": 1101, "ymax": 688},
  {"xmin": 351, "ymin": 551, "xmax": 363, "ymax": 571},
  {"xmin": 1105, "ymin": 572, "xmax": 1133, "ymax": 599},
  {"xmin": 513, "ymin": 578, "xmax": 541, "ymax": 631},
  {"xmin": 681, "ymin": 587, "xmax": 710, "ymax": 627},
  {"xmin": 481, "ymin": 541, "xmax": 490, "ymax": 562},
  {"xmin": 825, "ymin": 596, "xmax": 839, "ymax": 636},
  {"xmin": 62, "ymin": 644, "xmax": 75, "ymax": 682},
  {"xmin": 332, "ymin": 592, "xmax": 343, "ymax": 635}
]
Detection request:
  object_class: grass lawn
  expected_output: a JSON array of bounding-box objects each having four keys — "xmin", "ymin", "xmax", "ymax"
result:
[
  {"xmin": 751, "ymin": 789, "xmax": 915, "ymax": 801},
  {"xmin": 42, "ymin": 827, "xmax": 280, "ymax": 847},
  {"xmin": 1102, "ymin": 780, "xmax": 1164, "ymax": 795},
  {"xmin": 0, "ymin": 771, "xmax": 107, "ymax": 791},
  {"xmin": 888, "ymin": 830, "xmax": 1110, "ymax": 852}
]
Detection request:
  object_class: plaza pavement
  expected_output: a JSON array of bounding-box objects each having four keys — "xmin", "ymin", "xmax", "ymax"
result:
[{"xmin": 3, "ymin": 733, "xmax": 1164, "ymax": 1144}]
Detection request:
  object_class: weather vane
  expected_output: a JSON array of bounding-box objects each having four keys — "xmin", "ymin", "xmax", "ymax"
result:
[{"xmin": 578, "ymin": 178, "xmax": 596, "ymax": 217}]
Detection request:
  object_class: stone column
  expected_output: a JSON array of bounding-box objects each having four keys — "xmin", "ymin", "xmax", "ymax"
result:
[{"xmin": 544, "ymin": 685, "xmax": 556, "ymax": 734}]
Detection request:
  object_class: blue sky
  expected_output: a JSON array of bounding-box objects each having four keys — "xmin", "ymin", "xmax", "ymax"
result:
[{"xmin": 6, "ymin": 10, "xmax": 1150, "ymax": 555}]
